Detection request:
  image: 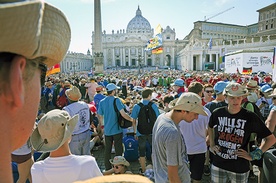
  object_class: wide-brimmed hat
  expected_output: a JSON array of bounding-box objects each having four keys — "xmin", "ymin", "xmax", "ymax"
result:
[
  {"xmin": 246, "ymin": 80, "xmax": 259, "ymax": 90},
  {"xmin": 65, "ymin": 86, "xmax": 81, "ymax": 101},
  {"xmin": 168, "ymin": 92, "xmax": 207, "ymax": 116},
  {"xmin": 80, "ymin": 79, "xmax": 86, "ymax": 83},
  {"xmin": 45, "ymin": 81, "xmax": 52, "ymax": 87},
  {"xmin": 0, "ymin": 0, "xmax": 71, "ymax": 67},
  {"xmin": 223, "ymin": 83, "xmax": 249, "ymax": 97},
  {"xmin": 64, "ymin": 81, "xmax": 71, "ymax": 87},
  {"xmin": 171, "ymin": 79, "xmax": 184, "ymax": 87},
  {"xmin": 30, "ymin": 109, "xmax": 78, "ymax": 152},
  {"xmin": 109, "ymin": 156, "xmax": 130, "ymax": 167},
  {"xmin": 268, "ymin": 88, "xmax": 276, "ymax": 98}
]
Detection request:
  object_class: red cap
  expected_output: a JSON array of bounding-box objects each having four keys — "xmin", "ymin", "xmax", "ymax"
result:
[
  {"xmin": 88, "ymin": 103, "xmax": 97, "ymax": 114},
  {"xmin": 264, "ymin": 76, "xmax": 271, "ymax": 83}
]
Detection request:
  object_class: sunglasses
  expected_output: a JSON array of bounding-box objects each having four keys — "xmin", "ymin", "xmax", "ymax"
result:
[
  {"xmin": 113, "ymin": 165, "xmax": 123, "ymax": 169},
  {"xmin": 205, "ymin": 90, "xmax": 214, "ymax": 93},
  {"xmin": 38, "ymin": 63, "xmax": 47, "ymax": 86}
]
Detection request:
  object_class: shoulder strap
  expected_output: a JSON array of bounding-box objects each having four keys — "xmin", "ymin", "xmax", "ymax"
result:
[
  {"xmin": 138, "ymin": 102, "xmax": 144, "ymax": 108},
  {"xmin": 148, "ymin": 101, "xmax": 153, "ymax": 107},
  {"xmin": 113, "ymin": 98, "xmax": 119, "ymax": 113},
  {"xmin": 243, "ymin": 101, "xmax": 249, "ymax": 108}
]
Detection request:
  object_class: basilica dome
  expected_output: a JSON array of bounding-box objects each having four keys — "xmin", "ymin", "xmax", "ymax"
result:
[{"xmin": 126, "ymin": 6, "xmax": 152, "ymax": 34}]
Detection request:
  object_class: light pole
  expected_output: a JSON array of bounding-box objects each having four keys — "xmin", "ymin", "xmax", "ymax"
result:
[
  {"xmin": 71, "ymin": 62, "xmax": 79, "ymax": 75},
  {"xmin": 137, "ymin": 55, "xmax": 144, "ymax": 75}
]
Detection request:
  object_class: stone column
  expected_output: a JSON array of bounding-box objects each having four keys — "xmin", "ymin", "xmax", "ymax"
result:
[{"xmin": 93, "ymin": 0, "xmax": 104, "ymax": 73}]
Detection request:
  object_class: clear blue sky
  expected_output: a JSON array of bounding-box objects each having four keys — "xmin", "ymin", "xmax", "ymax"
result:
[{"xmin": 47, "ymin": 0, "xmax": 275, "ymax": 54}]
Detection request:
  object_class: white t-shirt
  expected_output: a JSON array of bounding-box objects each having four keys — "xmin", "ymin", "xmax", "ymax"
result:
[
  {"xmin": 63, "ymin": 101, "xmax": 90, "ymax": 135},
  {"xmin": 179, "ymin": 106, "xmax": 211, "ymax": 154},
  {"xmin": 31, "ymin": 155, "xmax": 102, "ymax": 183}
]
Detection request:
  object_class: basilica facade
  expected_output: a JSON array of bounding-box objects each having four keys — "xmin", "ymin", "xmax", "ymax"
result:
[
  {"xmin": 91, "ymin": 6, "xmax": 186, "ymax": 70},
  {"xmin": 60, "ymin": 3, "xmax": 275, "ymax": 74}
]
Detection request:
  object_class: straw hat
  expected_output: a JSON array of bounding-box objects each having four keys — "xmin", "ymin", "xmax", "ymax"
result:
[
  {"xmin": 109, "ymin": 156, "xmax": 130, "ymax": 167},
  {"xmin": 45, "ymin": 81, "xmax": 52, "ymax": 87},
  {"xmin": 65, "ymin": 86, "xmax": 81, "ymax": 101},
  {"xmin": 223, "ymin": 83, "xmax": 249, "ymax": 97},
  {"xmin": 246, "ymin": 80, "xmax": 259, "ymax": 90},
  {"xmin": 80, "ymin": 79, "xmax": 86, "ymax": 84},
  {"xmin": 30, "ymin": 109, "xmax": 78, "ymax": 152},
  {"xmin": 0, "ymin": 0, "xmax": 71, "ymax": 67},
  {"xmin": 168, "ymin": 92, "xmax": 207, "ymax": 116},
  {"xmin": 268, "ymin": 88, "xmax": 276, "ymax": 98}
]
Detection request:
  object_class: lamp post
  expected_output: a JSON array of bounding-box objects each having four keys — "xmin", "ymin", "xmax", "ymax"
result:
[
  {"xmin": 71, "ymin": 62, "xmax": 79, "ymax": 75},
  {"xmin": 137, "ymin": 55, "xmax": 144, "ymax": 75}
]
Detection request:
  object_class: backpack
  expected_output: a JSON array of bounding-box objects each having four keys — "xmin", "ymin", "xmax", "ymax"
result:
[
  {"xmin": 243, "ymin": 101, "xmax": 264, "ymax": 122},
  {"xmin": 137, "ymin": 102, "xmax": 157, "ymax": 135},
  {"xmin": 123, "ymin": 135, "xmax": 139, "ymax": 162},
  {"xmin": 56, "ymin": 88, "xmax": 68, "ymax": 108},
  {"xmin": 113, "ymin": 98, "xmax": 132, "ymax": 129}
]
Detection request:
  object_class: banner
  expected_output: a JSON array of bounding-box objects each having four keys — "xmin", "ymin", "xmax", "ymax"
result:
[
  {"xmin": 207, "ymin": 38, "xmax": 212, "ymax": 50},
  {"xmin": 145, "ymin": 33, "xmax": 162, "ymax": 52},
  {"xmin": 145, "ymin": 24, "xmax": 163, "ymax": 54},
  {"xmin": 46, "ymin": 64, "xmax": 60, "ymax": 76}
]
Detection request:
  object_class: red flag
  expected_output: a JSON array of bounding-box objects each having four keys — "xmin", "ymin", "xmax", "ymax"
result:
[{"xmin": 46, "ymin": 64, "xmax": 60, "ymax": 76}]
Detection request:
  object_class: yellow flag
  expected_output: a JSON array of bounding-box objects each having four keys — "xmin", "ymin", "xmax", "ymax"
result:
[{"xmin": 155, "ymin": 24, "xmax": 162, "ymax": 35}]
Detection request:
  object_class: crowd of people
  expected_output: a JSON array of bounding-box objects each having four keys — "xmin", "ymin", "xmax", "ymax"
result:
[
  {"xmin": 1, "ymin": 1, "xmax": 276, "ymax": 183},
  {"xmin": 13, "ymin": 67, "xmax": 274, "ymax": 183}
]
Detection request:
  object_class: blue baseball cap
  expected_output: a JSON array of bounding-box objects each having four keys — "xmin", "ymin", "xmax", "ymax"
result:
[
  {"xmin": 106, "ymin": 83, "xmax": 119, "ymax": 91},
  {"xmin": 261, "ymin": 84, "xmax": 273, "ymax": 93},
  {"xmin": 214, "ymin": 81, "xmax": 229, "ymax": 94},
  {"xmin": 171, "ymin": 79, "xmax": 184, "ymax": 87}
]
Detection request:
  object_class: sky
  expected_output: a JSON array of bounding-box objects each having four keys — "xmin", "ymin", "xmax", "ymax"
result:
[{"xmin": 47, "ymin": 0, "xmax": 276, "ymax": 54}]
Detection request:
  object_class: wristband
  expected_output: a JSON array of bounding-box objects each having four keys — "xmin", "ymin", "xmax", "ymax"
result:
[{"xmin": 250, "ymin": 148, "xmax": 263, "ymax": 160}]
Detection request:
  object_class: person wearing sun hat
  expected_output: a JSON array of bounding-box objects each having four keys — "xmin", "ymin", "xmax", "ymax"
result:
[
  {"xmin": 152, "ymin": 92, "xmax": 207, "ymax": 183},
  {"xmin": 246, "ymin": 80, "xmax": 260, "ymax": 104},
  {"xmin": 30, "ymin": 109, "xmax": 102, "ymax": 183},
  {"xmin": 268, "ymin": 88, "xmax": 276, "ymax": 111},
  {"xmin": 208, "ymin": 82, "xmax": 275, "ymax": 183},
  {"xmin": 266, "ymin": 88, "xmax": 276, "ymax": 146},
  {"xmin": 256, "ymin": 84, "xmax": 273, "ymax": 120},
  {"xmin": 0, "ymin": 0, "xmax": 71, "ymax": 182},
  {"xmin": 63, "ymin": 86, "xmax": 93, "ymax": 155},
  {"xmin": 103, "ymin": 156, "xmax": 132, "ymax": 175}
]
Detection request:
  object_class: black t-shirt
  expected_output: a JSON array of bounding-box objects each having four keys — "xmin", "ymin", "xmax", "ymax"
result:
[
  {"xmin": 205, "ymin": 101, "xmax": 228, "ymax": 113},
  {"xmin": 209, "ymin": 107, "xmax": 272, "ymax": 173}
]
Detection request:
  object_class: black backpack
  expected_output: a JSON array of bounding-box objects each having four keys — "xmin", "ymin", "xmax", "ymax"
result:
[
  {"xmin": 113, "ymin": 98, "xmax": 132, "ymax": 129},
  {"xmin": 137, "ymin": 102, "xmax": 157, "ymax": 135},
  {"xmin": 243, "ymin": 101, "xmax": 264, "ymax": 122}
]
